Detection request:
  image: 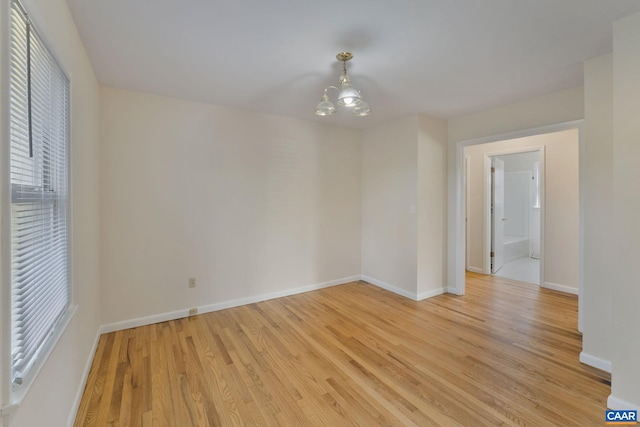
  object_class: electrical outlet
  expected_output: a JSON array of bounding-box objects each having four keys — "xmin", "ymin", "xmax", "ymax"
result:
[
  {"xmin": 189, "ymin": 308, "xmax": 198, "ymax": 316},
  {"xmin": 188, "ymin": 277, "xmax": 196, "ymax": 288}
]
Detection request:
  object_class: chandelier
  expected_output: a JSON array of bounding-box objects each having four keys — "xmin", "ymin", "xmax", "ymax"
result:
[{"xmin": 315, "ymin": 52, "xmax": 371, "ymax": 117}]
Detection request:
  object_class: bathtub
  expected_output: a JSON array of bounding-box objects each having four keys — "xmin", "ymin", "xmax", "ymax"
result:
[{"xmin": 504, "ymin": 235, "xmax": 529, "ymax": 262}]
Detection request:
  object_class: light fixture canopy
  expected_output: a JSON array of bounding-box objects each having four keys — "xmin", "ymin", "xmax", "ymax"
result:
[{"xmin": 315, "ymin": 52, "xmax": 370, "ymax": 117}]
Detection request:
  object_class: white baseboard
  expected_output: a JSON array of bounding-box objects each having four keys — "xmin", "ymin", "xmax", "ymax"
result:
[
  {"xmin": 608, "ymin": 394, "xmax": 640, "ymax": 411},
  {"xmin": 100, "ymin": 275, "xmax": 361, "ymax": 333},
  {"xmin": 542, "ymin": 281, "xmax": 579, "ymax": 295},
  {"xmin": 579, "ymin": 351, "xmax": 612, "ymax": 373},
  {"xmin": 361, "ymin": 275, "xmax": 417, "ymax": 300},
  {"xmin": 466, "ymin": 266, "xmax": 484, "ymax": 274},
  {"xmin": 360, "ymin": 275, "xmax": 445, "ymax": 301},
  {"xmin": 101, "ymin": 308, "xmax": 192, "ymax": 334},
  {"xmin": 67, "ymin": 328, "xmax": 102, "ymax": 426},
  {"xmin": 447, "ymin": 286, "xmax": 463, "ymax": 295},
  {"xmin": 416, "ymin": 287, "xmax": 445, "ymax": 301}
]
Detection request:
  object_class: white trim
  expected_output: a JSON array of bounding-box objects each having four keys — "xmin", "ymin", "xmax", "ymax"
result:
[
  {"xmin": 483, "ymin": 154, "xmax": 491, "ymax": 274},
  {"xmin": 579, "ymin": 352, "xmax": 612, "ymax": 373},
  {"xmin": 2, "ymin": 304, "xmax": 77, "ymax": 416},
  {"xmin": 100, "ymin": 276, "xmax": 361, "ymax": 333},
  {"xmin": 577, "ymin": 125, "xmax": 585, "ymax": 332},
  {"xmin": 1, "ymin": 0, "xmax": 12, "ymax": 413},
  {"xmin": 0, "ymin": 403, "xmax": 18, "ymax": 416},
  {"xmin": 66, "ymin": 329, "xmax": 102, "ymax": 426},
  {"xmin": 608, "ymin": 394, "xmax": 640, "ymax": 411},
  {"xmin": 483, "ymin": 147, "xmax": 545, "ymax": 282},
  {"xmin": 359, "ymin": 275, "xmax": 445, "ymax": 301},
  {"xmin": 101, "ymin": 308, "xmax": 195, "ymax": 334},
  {"xmin": 466, "ymin": 266, "xmax": 484, "ymax": 274},
  {"xmin": 447, "ymin": 286, "xmax": 462, "ymax": 295},
  {"xmin": 416, "ymin": 288, "xmax": 445, "ymax": 301},
  {"xmin": 464, "ymin": 155, "xmax": 471, "ymax": 270},
  {"xmin": 361, "ymin": 275, "xmax": 418, "ymax": 300},
  {"xmin": 542, "ymin": 281, "xmax": 579, "ymax": 295},
  {"xmin": 449, "ymin": 120, "xmax": 583, "ymax": 297}
]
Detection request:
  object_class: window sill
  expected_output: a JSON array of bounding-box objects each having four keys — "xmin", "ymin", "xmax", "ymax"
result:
[{"xmin": 2, "ymin": 305, "xmax": 77, "ymax": 418}]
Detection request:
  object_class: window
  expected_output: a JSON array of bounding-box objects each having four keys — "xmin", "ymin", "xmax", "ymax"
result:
[{"xmin": 7, "ymin": 0, "xmax": 71, "ymax": 391}]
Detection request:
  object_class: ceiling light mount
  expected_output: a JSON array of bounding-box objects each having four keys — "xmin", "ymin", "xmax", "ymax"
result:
[
  {"xmin": 315, "ymin": 52, "xmax": 370, "ymax": 117},
  {"xmin": 336, "ymin": 52, "xmax": 353, "ymax": 62}
]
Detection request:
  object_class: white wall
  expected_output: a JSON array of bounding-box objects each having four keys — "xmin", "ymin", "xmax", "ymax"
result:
[
  {"xmin": 500, "ymin": 152, "xmax": 538, "ymax": 238},
  {"xmin": 610, "ymin": 12, "xmax": 640, "ymax": 410},
  {"xmin": 464, "ymin": 130, "xmax": 579, "ymax": 292},
  {"xmin": 582, "ymin": 54, "xmax": 614, "ymax": 370},
  {"xmin": 99, "ymin": 87, "xmax": 362, "ymax": 325},
  {"xmin": 361, "ymin": 116, "xmax": 419, "ymax": 295},
  {"xmin": 0, "ymin": 0, "xmax": 102, "ymax": 426},
  {"xmin": 361, "ymin": 115, "xmax": 447, "ymax": 299},
  {"xmin": 446, "ymin": 87, "xmax": 584, "ymax": 295},
  {"xmin": 501, "ymin": 151, "xmax": 539, "ymax": 174},
  {"xmin": 502, "ymin": 172, "xmax": 530, "ymax": 237},
  {"xmin": 417, "ymin": 115, "xmax": 448, "ymax": 298},
  {"xmin": 448, "ymin": 87, "xmax": 584, "ymax": 143}
]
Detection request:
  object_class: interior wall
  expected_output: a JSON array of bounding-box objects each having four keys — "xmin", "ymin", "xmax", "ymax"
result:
[
  {"xmin": 582, "ymin": 53, "xmax": 613, "ymax": 370},
  {"xmin": 464, "ymin": 130, "xmax": 579, "ymax": 292},
  {"xmin": 610, "ymin": 12, "xmax": 640, "ymax": 410},
  {"xmin": 446, "ymin": 87, "xmax": 584, "ymax": 295},
  {"xmin": 501, "ymin": 154, "xmax": 535, "ymax": 239},
  {"xmin": 417, "ymin": 115, "xmax": 448, "ymax": 297},
  {"xmin": 361, "ymin": 116, "xmax": 419, "ymax": 295},
  {"xmin": 99, "ymin": 87, "xmax": 362, "ymax": 325},
  {"xmin": 503, "ymin": 172, "xmax": 529, "ymax": 237},
  {"xmin": 448, "ymin": 86, "xmax": 584, "ymax": 143},
  {"xmin": 0, "ymin": 0, "xmax": 102, "ymax": 426},
  {"xmin": 501, "ymin": 151, "xmax": 539, "ymax": 174}
]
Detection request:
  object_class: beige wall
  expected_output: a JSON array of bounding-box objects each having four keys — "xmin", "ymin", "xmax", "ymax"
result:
[
  {"xmin": 99, "ymin": 88, "xmax": 362, "ymax": 326},
  {"xmin": 361, "ymin": 115, "xmax": 447, "ymax": 299},
  {"xmin": 464, "ymin": 130, "xmax": 580, "ymax": 293},
  {"xmin": 417, "ymin": 116, "xmax": 448, "ymax": 297},
  {"xmin": 448, "ymin": 86, "xmax": 584, "ymax": 143},
  {"xmin": 0, "ymin": 0, "xmax": 102, "ymax": 426},
  {"xmin": 582, "ymin": 54, "xmax": 614, "ymax": 370},
  {"xmin": 2, "ymin": 1, "xmax": 636, "ymax": 420},
  {"xmin": 446, "ymin": 89, "xmax": 584, "ymax": 295},
  {"xmin": 361, "ymin": 116, "xmax": 419, "ymax": 295},
  {"xmin": 610, "ymin": 12, "xmax": 640, "ymax": 410}
]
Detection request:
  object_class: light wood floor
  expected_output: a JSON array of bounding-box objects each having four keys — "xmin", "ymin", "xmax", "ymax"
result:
[{"xmin": 74, "ymin": 272, "xmax": 610, "ymax": 426}]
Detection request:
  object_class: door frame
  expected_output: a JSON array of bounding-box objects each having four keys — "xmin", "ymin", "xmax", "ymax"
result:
[
  {"xmin": 464, "ymin": 155, "xmax": 471, "ymax": 271},
  {"xmin": 447, "ymin": 119, "xmax": 584, "ymax": 331},
  {"xmin": 483, "ymin": 147, "xmax": 545, "ymax": 286},
  {"xmin": 489, "ymin": 156, "xmax": 506, "ymax": 274}
]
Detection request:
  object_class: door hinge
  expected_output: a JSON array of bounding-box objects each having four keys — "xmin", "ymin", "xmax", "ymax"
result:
[
  {"xmin": 490, "ymin": 251, "xmax": 494, "ymax": 257},
  {"xmin": 491, "ymin": 166, "xmax": 495, "ymax": 173}
]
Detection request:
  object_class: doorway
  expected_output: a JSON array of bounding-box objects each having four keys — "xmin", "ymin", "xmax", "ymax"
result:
[
  {"xmin": 449, "ymin": 121, "xmax": 583, "ymax": 329},
  {"xmin": 464, "ymin": 143, "xmax": 545, "ymax": 286},
  {"xmin": 447, "ymin": 120, "xmax": 584, "ymax": 330},
  {"xmin": 489, "ymin": 150, "xmax": 541, "ymax": 285}
]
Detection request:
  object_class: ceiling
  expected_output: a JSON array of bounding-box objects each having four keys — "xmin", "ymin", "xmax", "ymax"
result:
[{"xmin": 66, "ymin": 0, "xmax": 640, "ymax": 129}]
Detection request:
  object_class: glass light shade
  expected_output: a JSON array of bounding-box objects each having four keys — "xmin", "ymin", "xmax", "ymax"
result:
[
  {"xmin": 315, "ymin": 94, "xmax": 336, "ymax": 116},
  {"xmin": 338, "ymin": 85, "xmax": 361, "ymax": 107},
  {"xmin": 352, "ymin": 100, "xmax": 371, "ymax": 116}
]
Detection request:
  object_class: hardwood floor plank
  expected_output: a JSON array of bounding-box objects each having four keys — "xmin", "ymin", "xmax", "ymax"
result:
[
  {"xmin": 73, "ymin": 333, "xmax": 109, "ymax": 427},
  {"xmin": 74, "ymin": 272, "xmax": 610, "ymax": 426}
]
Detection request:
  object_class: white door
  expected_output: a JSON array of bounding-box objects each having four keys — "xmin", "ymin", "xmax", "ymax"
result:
[{"xmin": 491, "ymin": 157, "xmax": 505, "ymax": 273}]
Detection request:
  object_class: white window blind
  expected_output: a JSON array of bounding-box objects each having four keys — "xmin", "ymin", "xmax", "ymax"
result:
[{"xmin": 8, "ymin": 0, "xmax": 70, "ymax": 386}]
